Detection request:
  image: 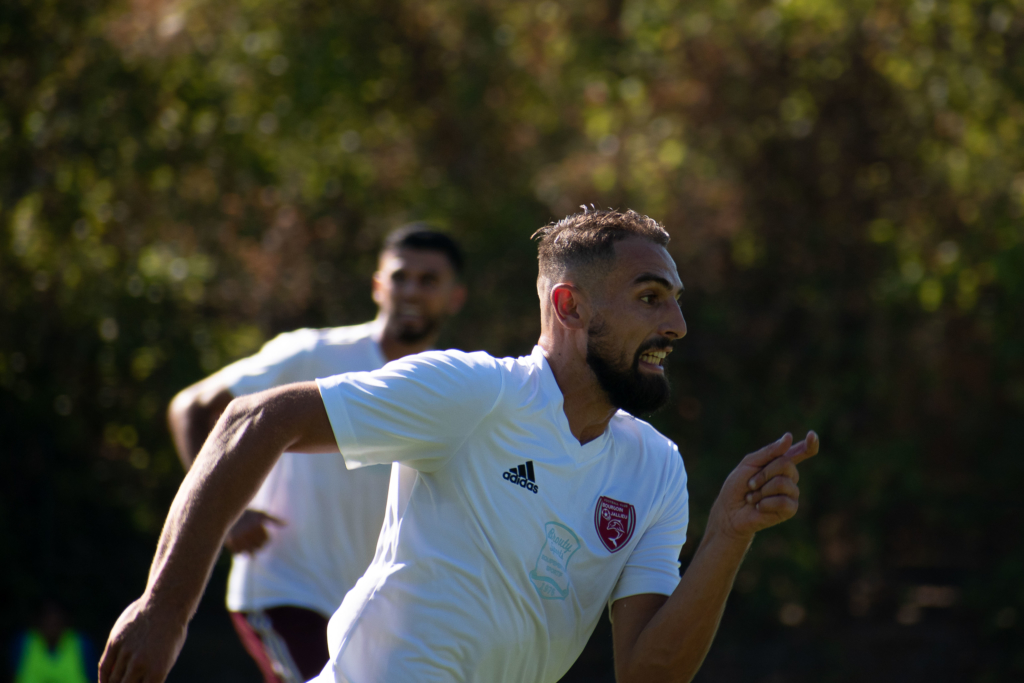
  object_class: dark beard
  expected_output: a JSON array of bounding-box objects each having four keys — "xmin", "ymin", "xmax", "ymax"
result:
[
  {"xmin": 586, "ymin": 319, "xmax": 671, "ymax": 417},
  {"xmin": 392, "ymin": 315, "xmax": 443, "ymax": 345}
]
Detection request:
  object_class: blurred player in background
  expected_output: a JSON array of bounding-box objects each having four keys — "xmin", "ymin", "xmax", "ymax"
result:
[
  {"xmin": 11, "ymin": 600, "xmax": 96, "ymax": 683},
  {"xmin": 166, "ymin": 225, "xmax": 466, "ymax": 683}
]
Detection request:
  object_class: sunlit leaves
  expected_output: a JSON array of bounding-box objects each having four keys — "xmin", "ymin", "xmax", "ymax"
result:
[{"xmin": 2, "ymin": 0, "xmax": 1024, "ymax": 673}]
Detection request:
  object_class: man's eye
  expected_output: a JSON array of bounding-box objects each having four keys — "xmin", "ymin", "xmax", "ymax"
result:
[{"xmin": 640, "ymin": 295, "xmax": 654, "ymax": 304}]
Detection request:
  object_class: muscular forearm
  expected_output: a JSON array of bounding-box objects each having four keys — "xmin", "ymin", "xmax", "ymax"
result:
[
  {"xmin": 618, "ymin": 528, "xmax": 751, "ymax": 683},
  {"xmin": 146, "ymin": 396, "xmax": 289, "ymax": 620},
  {"xmin": 102, "ymin": 382, "xmax": 339, "ymax": 683}
]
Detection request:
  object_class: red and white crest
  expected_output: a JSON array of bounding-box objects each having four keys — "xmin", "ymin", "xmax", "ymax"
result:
[{"xmin": 594, "ymin": 496, "xmax": 636, "ymax": 553}]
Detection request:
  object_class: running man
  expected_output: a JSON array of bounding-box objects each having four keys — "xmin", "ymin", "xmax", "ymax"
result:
[
  {"xmin": 165, "ymin": 225, "xmax": 466, "ymax": 683},
  {"xmin": 102, "ymin": 209, "xmax": 819, "ymax": 683}
]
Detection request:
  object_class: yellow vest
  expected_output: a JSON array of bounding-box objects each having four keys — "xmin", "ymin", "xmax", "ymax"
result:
[{"xmin": 14, "ymin": 630, "xmax": 90, "ymax": 683}]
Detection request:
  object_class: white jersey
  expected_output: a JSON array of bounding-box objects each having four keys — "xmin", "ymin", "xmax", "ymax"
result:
[
  {"xmin": 218, "ymin": 322, "xmax": 392, "ymax": 617},
  {"xmin": 314, "ymin": 346, "xmax": 689, "ymax": 683}
]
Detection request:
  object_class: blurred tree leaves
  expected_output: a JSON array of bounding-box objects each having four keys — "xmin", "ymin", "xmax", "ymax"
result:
[{"xmin": 2, "ymin": 0, "xmax": 1023, "ymax": 679}]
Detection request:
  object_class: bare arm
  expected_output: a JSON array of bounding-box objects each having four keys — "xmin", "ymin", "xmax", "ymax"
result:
[
  {"xmin": 168, "ymin": 376, "xmax": 287, "ymax": 553},
  {"xmin": 167, "ymin": 376, "xmax": 235, "ymax": 471},
  {"xmin": 612, "ymin": 432, "xmax": 819, "ymax": 683},
  {"xmin": 100, "ymin": 381, "xmax": 337, "ymax": 683}
]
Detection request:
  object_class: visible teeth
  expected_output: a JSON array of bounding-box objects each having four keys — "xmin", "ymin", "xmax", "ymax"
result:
[{"xmin": 640, "ymin": 350, "xmax": 667, "ymax": 366}]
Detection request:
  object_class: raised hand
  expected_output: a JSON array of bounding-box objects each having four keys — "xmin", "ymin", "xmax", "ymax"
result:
[
  {"xmin": 224, "ymin": 509, "xmax": 286, "ymax": 554},
  {"xmin": 708, "ymin": 431, "xmax": 819, "ymax": 542}
]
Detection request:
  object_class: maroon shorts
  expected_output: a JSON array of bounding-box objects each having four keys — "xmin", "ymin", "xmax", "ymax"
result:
[{"xmin": 229, "ymin": 606, "xmax": 330, "ymax": 683}]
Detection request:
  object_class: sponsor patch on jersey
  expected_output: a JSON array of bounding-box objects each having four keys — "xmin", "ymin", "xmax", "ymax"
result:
[
  {"xmin": 529, "ymin": 521, "xmax": 580, "ymax": 600},
  {"xmin": 594, "ymin": 496, "xmax": 636, "ymax": 553}
]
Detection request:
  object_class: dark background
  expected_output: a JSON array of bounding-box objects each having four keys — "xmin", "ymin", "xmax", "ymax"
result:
[{"xmin": 2, "ymin": 0, "xmax": 1023, "ymax": 680}]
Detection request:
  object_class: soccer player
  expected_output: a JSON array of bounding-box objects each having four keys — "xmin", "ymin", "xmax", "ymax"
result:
[
  {"xmin": 101, "ymin": 209, "xmax": 819, "ymax": 683},
  {"xmin": 12, "ymin": 601, "xmax": 97, "ymax": 683},
  {"xmin": 165, "ymin": 225, "xmax": 466, "ymax": 683}
]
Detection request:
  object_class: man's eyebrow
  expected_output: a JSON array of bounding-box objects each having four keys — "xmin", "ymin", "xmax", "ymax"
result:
[{"xmin": 632, "ymin": 273, "xmax": 683, "ymax": 292}]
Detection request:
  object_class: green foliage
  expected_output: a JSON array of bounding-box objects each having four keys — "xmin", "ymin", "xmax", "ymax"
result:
[{"xmin": 2, "ymin": 0, "xmax": 1023, "ymax": 679}]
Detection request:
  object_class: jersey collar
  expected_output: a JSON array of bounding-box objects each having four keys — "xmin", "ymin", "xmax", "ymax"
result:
[{"xmin": 531, "ymin": 346, "xmax": 612, "ymax": 463}]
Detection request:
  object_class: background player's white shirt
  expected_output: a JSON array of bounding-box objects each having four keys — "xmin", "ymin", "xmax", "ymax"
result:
[
  {"xmin": 218, "ymin": 322, "xmax": 392, "ymax": 617},
  {"xmin": 314, "ymin": 346, "xmax": 689, "ymax": 683}
]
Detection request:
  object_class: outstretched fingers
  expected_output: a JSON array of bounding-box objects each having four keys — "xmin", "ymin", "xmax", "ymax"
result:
[
  {"xmin": 719, "ymin": 431, "xmax": 820, "ymax": 537},
  {"xmin": 788, "ymin": 431, "xmax": 820, "ymax": 465},
  {"xmin": 746, "ymin": 431, "xmax": 819, "ymax": 493},
  {"xmin": 740, "ymin": 433, "xmax": 794, "ymax": 470},
  {"xmin": 745, "ymin": 460, "xmax": 799, "ymax": 505}
]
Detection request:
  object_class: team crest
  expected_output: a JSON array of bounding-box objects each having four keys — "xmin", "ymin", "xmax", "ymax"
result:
[{"xmin": 594, "ymin": 496, "xmax": 636, "ymax": 553}]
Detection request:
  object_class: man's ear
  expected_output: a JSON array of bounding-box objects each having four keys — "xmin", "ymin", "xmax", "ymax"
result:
[
  {"xmin": 550, "ymin": 283, "xmax": 588, "ymax": 330},
  {"xmin": 371, "ymin": 270, "xmax": 385, "ymax": 307},
  {"xmin": 447, "ymin": 284, "xmax": 468, "ymax": 315}
]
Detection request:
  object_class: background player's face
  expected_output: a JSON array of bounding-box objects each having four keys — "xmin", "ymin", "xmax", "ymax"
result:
[
  {"xmin": 373, "ymin": 247, "xmax": 466, "ymax": 344},
  {"xmin": 584, "ymin": 238, "xmax": 686, "ymax": 416}
]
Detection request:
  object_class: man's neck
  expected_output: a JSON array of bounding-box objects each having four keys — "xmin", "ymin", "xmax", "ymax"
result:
[
  {"xmin": 538, "ymin": 337, "xmax": 617, "ymax": 445},
  {"xmin": 373, "ymin": 318, "xmax": 437, "ymax": 362}
]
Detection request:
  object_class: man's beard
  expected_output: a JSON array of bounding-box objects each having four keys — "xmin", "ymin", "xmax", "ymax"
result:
[
  {"xmin": 586, "ymin": 318, "xmax": 671, "ymax": 417},
  {"xmin": 392, "ymin": 314, "xmax": 444, "ymax": 345}
]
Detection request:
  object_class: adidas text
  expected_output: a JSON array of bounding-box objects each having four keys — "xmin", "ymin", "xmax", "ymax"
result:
[{"xmin": 503, "ymin": 461, "xmax": 539, "ymax": 494}]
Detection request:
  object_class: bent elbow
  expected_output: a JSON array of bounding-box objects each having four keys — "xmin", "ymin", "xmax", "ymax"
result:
[
  {"xmin": 167, "ymin": 389, "xmax": 190, "ymax": 429},
  {"xmin": 618, "ymin": 650, "xmax": 700, "ymax": 683}
]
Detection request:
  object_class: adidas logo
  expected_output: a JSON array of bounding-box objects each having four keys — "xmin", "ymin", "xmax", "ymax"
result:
[{"xmin": 502, "ymin": 461, "xmax": 539, "ymax": 494}]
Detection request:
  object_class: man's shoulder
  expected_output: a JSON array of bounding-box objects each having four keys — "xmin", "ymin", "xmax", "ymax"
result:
[
  {"xmin": 385, "ymin": 349, "xmax": 533, "ymax": 404},
  {"xmin": 411, "ymin": 348, "xmax": 547, "ymax": 385},
  {"xmin": 398, "ymin": 348, "xmax": 508, "ymax": 374},
  {"xmin": 610, "ymin": 412, "xmax": 679, "ymax": 458},
  {"xmin": 221, "ymin": 323, "xmax": 379, "ymax": 386},
  {"xmin": 300, "ymin": 322, "xmax": 378, "ymax": 348},
  {"xmin": 257, "ymin": 322, "xmax": 376, "ymax": 356},
  {"xmin": 608, "ymin": 414, "xmax": 688, "ymax": 509}
]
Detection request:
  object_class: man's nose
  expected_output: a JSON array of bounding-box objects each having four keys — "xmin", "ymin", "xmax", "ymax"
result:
[
  {"xmin": 396, "ymin": 279, "xmax": 421, "ymax": 298},
  {"xmin": 660, "ymin": 303, "xmax": 687, "ymax": 340}
]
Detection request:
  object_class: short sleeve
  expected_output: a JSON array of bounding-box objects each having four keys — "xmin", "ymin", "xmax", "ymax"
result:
[
  {"xmin": 316, "ymin": 350, "xmax": 504, "ymax": 473},
  {"xmin": 610, "ymin": 444, "xmax": 689, "ymax": 604},
  {"xmin": 218, "ymin": 330, "xmax": 315, "ymax": 398}
]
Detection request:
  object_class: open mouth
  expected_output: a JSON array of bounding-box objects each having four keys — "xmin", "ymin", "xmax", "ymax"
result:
[
  {"xmin": 638, "ymin": 349, "xmax": 669, "ymax": 368},
  {"xmin": 396, "ymin": 304, "xmax": 423, "ymax": 319}
]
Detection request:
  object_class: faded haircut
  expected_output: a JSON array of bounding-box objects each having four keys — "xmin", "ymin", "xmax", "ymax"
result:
[{"xmin": 531, "ymin": 209, "xmax": 670, "ymax": 292}]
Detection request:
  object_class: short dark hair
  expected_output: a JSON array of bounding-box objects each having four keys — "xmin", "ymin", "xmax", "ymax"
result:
[
  {"xmin": 532, "ymin": 208, "xmax": 669, "ymax": 285},
  {"xmin": 383, "ymin": 223, "xmax": 465, "ymax": 276}
]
